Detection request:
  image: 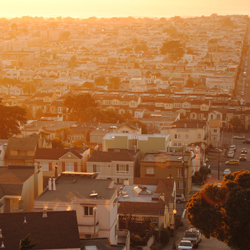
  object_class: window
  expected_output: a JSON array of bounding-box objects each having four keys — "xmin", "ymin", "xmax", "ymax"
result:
[
  {"xmin": 217, "ymin": 114, "xmax": 220, "ymax": 119},
  {"xmin": 40, "ymin": 162, "xmax": 49, "ymax": 171},
  {"xmin": 83, "ymin": 206, "xmax": 94, "ymax": 216},
  {"xmin": 213, "ymin": 129, "xmax": 217, "ymax": 132},
  {"xmin": 211, "ymin": 114, "xmax": 214, "ymax": 119},
  {"xmin": 65, "ymin": 162, "xmax": 74, "ymax": 172},
  {"xmin": 116, "ymin": 164, "xmax": 129, "ymax": 174},
  {"xmin": 174, "ymin": 142, "xmax": 182, "ymax": 146},
  {"xmin": 175, "ymin": 134, "xmax": 181, "ymax": 139},
  {"xmin": 198, "ymin": 134, "xmax": 201, "ymax": 139},
  {"xmin": 93, "ymin": 164, "xmax": 100, "ymax": 173},
  {"xmin": 146, "ymin": 167, "xmax": 154, "ymax": 175},
  {"xmin": 177, "ymin": 168, "xmax": 187, "ymax": 178},
  {"xmin": 185, "ymin": 134, "xmax": 189, "ymax": 140}
]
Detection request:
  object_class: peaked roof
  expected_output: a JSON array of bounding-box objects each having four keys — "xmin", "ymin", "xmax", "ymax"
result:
[
  {"xmin": 88, "ymin": 149, "xmax": 137, "ymax": 163},
  {"xmin": 5, "ymin": 136, "xmax": 38, "ymax": 160},
  {"xmin": 0, "ymin": 166, "xmax": 34, "ymax": 199},
  {"xmin": 0, "ymin": 211, "xmax": 80, "ymax": 249},
  {"xmin": 35, "ymin": 148, "xmax": 83, "ymax": 160}
]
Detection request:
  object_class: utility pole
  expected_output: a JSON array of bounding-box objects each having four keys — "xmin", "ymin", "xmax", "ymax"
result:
[
  {"xmin": 218, "ymin": 150, "xmax": 220, "ymax": 180},
  {"xmin": 182, "ymin": 146, "xmax": 185, "ymax": 198}
]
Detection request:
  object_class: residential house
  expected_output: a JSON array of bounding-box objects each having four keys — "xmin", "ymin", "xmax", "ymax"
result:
[
  {"xmin": 168, "ymin": 120, "xmax": 207, "ymax": 148},
  {"xmin": 4, "ymin": 134, "xmax": 51, "ymax": 166},
  {"xmin": 35, "ymin": 147, "xmax": 90, "ymax": 176},
  {"xmin": 0, "ymin": 164, "xmax": 43, "ymax": 213},
  {"xmin": 33, "ymin": 173, "xmax": 118, "ymax": 243},
  {"xmin": 23, "ymin": 92, "xmax": 58, "ymax": 118},
  {"xmin": 114, "ymin": 121, "xmax": 141, "ymax": 134},
  {"xmin": 0, "ymin": 211, "xmax": 80, "ymax": 249},
  {"xmin": 208, "ymin": 119, "xmax": 221, "ymax": 147},
  {"xmin": 102, "ymin": 133, "xmax": 170, "ymax": 157},
  {"xmin": 118, "ymin": 178, "xmax": 175, "ymax": 232},
  {"xmin": 87, "ymin": 148, "xmax": 140, "ymax": 185},
  {"xmin": 140, "ymin": 152, "xmax": 195, "ymax": 195}
]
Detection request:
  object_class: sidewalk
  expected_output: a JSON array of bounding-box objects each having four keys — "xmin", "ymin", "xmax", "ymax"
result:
[
  {"xmin": 163, "ymin": 186, "xmax": 202, "ymax": 250},
  {"xmin": 163, "ymin": 218, "xmax": 191, "ymax": 250}
]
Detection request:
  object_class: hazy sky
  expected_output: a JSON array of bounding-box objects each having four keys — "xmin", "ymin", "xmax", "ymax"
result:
[{"xmin": 1, "ymin": 0, "xmax": 250, "ymax": 18}]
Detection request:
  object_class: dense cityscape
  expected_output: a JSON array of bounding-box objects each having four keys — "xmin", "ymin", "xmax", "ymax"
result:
[{"xmin": 0, "ymin": 11, "xmax": 249, "ymax": 250}]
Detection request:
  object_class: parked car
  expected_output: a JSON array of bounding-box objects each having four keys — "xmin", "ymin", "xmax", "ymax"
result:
[
  {"xmin": 225, "ymin": 159, "xmax": 239, "ymax": 165},
  {"xmin": 223, "ymin": 169, "xmax": 231, "ymax": 176},
  {"xmin": 243, "ymin": 139, "xmax": 250, "ymax": 144},
  {"xmin": 233, "ymin": 135, "xmax": 245, "ymax": 139},
  {"xmin": 183, "ymin": 231, "xmax": 199, "ymax": 248},
  {"xmin": 227, "ymin": 150, "xmax": 235, "ymax": 158},
  {"xmin": 176, "ymin": 193, "xmax": 186, "ymax": 203},
  {"xmin": 239, "ymin": 154, "xmax": 247, "ymax": 161},
  {"xmin": 229, "ymin": 145, "xmax": 237, "ymax": 152},
  {"xmin": 241, "ymin": 148, "xmax": 248, "ymax": 154},
  {"xmin": 187, "ymin": 227, "xmax": 202, "ymax": 243},
  {"xmin": 178, "ymin": 240, "xmax": 193, "ymax": 250},
  {"xmin": 209, "ymin": 148, "xmax": 222, "ymax": 153}
]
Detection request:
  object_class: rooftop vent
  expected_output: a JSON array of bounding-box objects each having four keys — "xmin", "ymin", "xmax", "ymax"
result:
[
  {"xmin": 0, "ymin": 241, "xmax": 4, "ymax": 248},
  {"xmin": 23, "ymin": 217, "xmax": 27, "ymax": 223},
  {"xmin": 0, "ymin": 229, "xmax": 3, "ymax": 238},
  {"xmin": 90, "ymin": 190, "xmax": 98, "ymax": 198},
  {"xmin": 43, "ymin": 208, "xmax": 47, "ymax": 218}
]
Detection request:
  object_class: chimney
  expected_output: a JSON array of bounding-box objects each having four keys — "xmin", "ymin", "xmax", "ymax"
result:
[
  {"xmin": 83, "ymin": 143, "xmax": 85, "ymax": 150},
  {"xmin": 23, "ymin": 217, "xmax": 27, "ymax": 223},
  {"xmin": 0, "ymin": 241, "xmax": 5, "ymax": 248},
  {"xmin": 52, "ymin": 178, "xmax": 56, "ymax": 191},
  {"xmin": 48, "ymin": 178, "xmax": 52, "ymax": 190},
  {"xmin": 43, "ymin": 208, "xmax": 47, "ymax": 218}
]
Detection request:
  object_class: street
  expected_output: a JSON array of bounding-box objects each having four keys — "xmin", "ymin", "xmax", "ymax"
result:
[{"xmin": 207, "ymin": 132, "xmax": 250, "ymax": 180}]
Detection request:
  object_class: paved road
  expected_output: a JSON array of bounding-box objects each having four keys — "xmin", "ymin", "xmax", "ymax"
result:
[
  {"xmin": 206, "ymin": 133, "xmax": 250, "ymax": 179},
  {"xmin": 198, "ymin": 236, "xmax": 230, "ymax": 250}
]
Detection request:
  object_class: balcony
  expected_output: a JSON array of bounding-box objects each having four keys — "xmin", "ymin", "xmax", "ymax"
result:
[{"xmin": 117, "ymin": 229, "xmax": 130, "ymax": 250}]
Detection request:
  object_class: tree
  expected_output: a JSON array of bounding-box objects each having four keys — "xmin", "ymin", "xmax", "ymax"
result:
[
  {"xmin": 55, "ymin": 127, "xmax": 72, "ymax": 142},
  {"xmin": 19, "ymin": 233, "xmax": 38, "ymax": 250},
  {"xmin": 94, "ymin": 76, "xmax": 106, "ymax": 86},
  {"xmin": 82, "ymin": 81, "xmax": 94, "ymax": 89},
  {"xmin": 0, "ymin": 103, "xmax": 27, "ymax": 139},
  {"xmin": 186, "ymin": 170, "xmax": 250, "ymax": 250},
  {"xmin": 185, "ymin": 77, "xmax": 195, "ymax": 87},
  {"xmin": 35, "ymin": 108, "xmax": 44, "ymax": 119},
  {"xmin": 230, "ymin": 116, "xmax": 242, "ymax": 131},
  {"xmin": 64, "ymin": 93, "xmax": 97, "ymax": 121},
  {"xmin": 68, "ymin": 55, "xmax": 77, "ymax": 67},
  {"xmin": 22, "ymin": 104, "xmax": 33, "ymax": 120},
  {"xmin": 134, "ymin": 62, "xmax": 140, "ymax": 69},
  {"xmin": 109, "ymin": 77, "xmax": 121, "ymax": 89},
  {"xmin": 60, "ymin": 31, "xmax": 70, "ymax": 40},
  {"xmin": 51, "ymin": 137, "xmax": 65, "ymax": 148},
  {"xmin": 160, "ymin": 40, "xmax": 185, "ymax": 61}
]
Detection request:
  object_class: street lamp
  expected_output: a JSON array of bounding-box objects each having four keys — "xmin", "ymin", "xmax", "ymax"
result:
[
  {"xmin": 172, "ymin": 209, "xmax": 177, "ymax": 249},
  {"xmin": 93, "ymin": 206, "xmax": 97, "ymax": 238}
]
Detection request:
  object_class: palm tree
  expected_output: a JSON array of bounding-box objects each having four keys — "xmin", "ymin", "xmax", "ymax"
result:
[{"xmin": 19, "ymin": 234, "xmax": 38, "ymax": 250}]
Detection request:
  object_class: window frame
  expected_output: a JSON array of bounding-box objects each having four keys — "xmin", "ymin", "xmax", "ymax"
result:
[{"xmin": 83, "ymin": 206, "xmax": 94, "ymax": 216}]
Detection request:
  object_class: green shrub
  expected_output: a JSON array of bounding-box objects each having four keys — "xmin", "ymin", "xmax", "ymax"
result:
[{"xmin": 159, "ymin": 228, "xmax": 170, "ymax": 244}]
